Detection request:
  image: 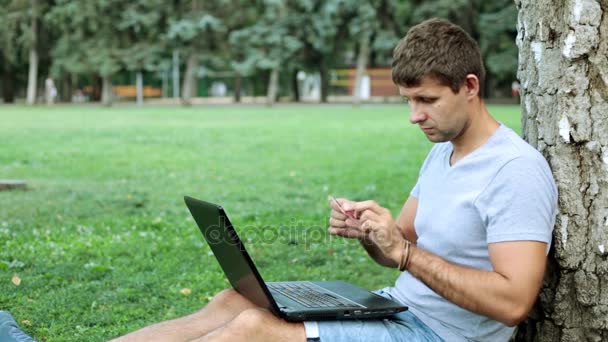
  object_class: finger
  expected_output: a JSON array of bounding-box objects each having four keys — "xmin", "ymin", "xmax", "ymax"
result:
[
  {"xmin": 329, "ymin": 217, "xmax": 347, "ymax": 228},
  {"xmin": 330, "ymin": 196, "xmax": 355, "ymax": 212},
  {"xmin": 350, "ymin": 200, "xmax": 383, "ymax": 215},
  {"xmin": 345, "ymin": 217, "xmax": 362, "ymax": 229},
  {"xmin": 330, "ymin": 210, "xmax": 348, "ymax": 221},
  {"xmin": 328, "ymin": 195, "xmax": 343, "ymax": 210},
  {"xmin": 359, "ymin": 218, "xmax": 386, "ymax": 234},
  {"xmin": 328, "ymin": 227, "xmax": 367, "ymax": 239},
  {"xmin": 358, "ymin": 209, "xmax": 380, "ymax": 222}
]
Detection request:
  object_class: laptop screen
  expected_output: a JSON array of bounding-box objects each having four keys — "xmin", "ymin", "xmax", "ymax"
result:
[{"xmin": 184, "ymin": 196, "xmax": 279, "ymax": 313}]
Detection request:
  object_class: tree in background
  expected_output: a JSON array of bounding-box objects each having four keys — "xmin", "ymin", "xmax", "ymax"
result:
[
  {"xmin": 117, "ymin": 0, "xmax": 167, "ymax": 106},
  {"xmin": 515, "ymin": 0, "xmax": 608, "ymax": 340},
  {"xmin": 287, "ymin": 0, "xmax": 354, "ymax": 102},
  {"xmin": 168, "ymin": 0, "xmax": 229, "ymax": 105},
  {"xmin": 0, "ymin": 0, "xmax": 50, "ymax": 105},
  {"xmin": 478, "ymin": 0, "xmax": 519, "ymax": 97},
  {"xmin": 1, "ymin": 0, "xmax": 523, "ymax": 104},
  {"xmin": 348, "ymin": 0, "xmax": 376, "ymax": 105},
  {"xmin": 229, "ymin": 0, "xmax": 302, "ymax": 105},
  {"xmin": 48, "ymin": 1, "xmax": 123, "ymax": 105}
]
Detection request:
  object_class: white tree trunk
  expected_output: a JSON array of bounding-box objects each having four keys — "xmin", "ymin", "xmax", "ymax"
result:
[
  {"xmin": 26, "ymin": 48, "xmax": 38, "ymax": 105},
  {"xmin": 353, "ymin": 33, "xmax": 370, "ymax": 105},
  {"xmin": 101, "ymin": 76, "xmax": 112, "ymax": 106},
  {"xmin": 266, "ymin": 67, "xmax": 279, "ymax": 106},
  {"xmin": 136, "ymin": 71, "xmax": 144, "ymax": 106},
  {"xmin": 172, "ymin": 50, "xmax": 180, "ymax": 99},
  {"xmin": 515, "ymin": 0, "xmax": 608, "ymax": 341},
  {"xmin": 182, "ymin": 53, "xmax": 198, "ymax": 106},
  {"xmin": 26, "ymin": 0, "xmax": 38, "ymax": 106}
]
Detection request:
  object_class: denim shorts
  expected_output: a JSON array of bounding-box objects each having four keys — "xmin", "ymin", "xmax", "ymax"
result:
[{"xmin": 314, "ymin": 288, "xmax": 444, "ymax": 342}]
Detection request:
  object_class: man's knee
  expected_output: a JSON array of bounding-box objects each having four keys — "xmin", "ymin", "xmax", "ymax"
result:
[
  {"xmin": 212, "ymin": 288, "xmax": 239, "ymax": 302},
  {"xmin": 218, "ymin": 309, "xmax": 268, "ymax": 340},
  {"xmin": 232, "ymin": 308, "xmax": 268, "ymax": 330}
]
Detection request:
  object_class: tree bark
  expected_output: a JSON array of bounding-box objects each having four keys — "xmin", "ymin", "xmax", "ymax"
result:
[
  {"xmin": 181, "ymin": 52, "xmax": 198, "ymax": 106},
  {"xmin": 136, "ymin": 71, "xmax": 144, "ymax": 106},
  {"xmin": 353, "ymin": 33, "xmax": 371, "ymax": 105},
  {"xmin": 101, "ymin": 75, "xmax": 112, "ymax": 106},
  {"xmin": 266, "ymin": 67, "xmax": 279, "ymax": 106},
  {"xmin": 26, "ymin": 0, "xmax": 38, "ymax": 106},
  {"xmin": 515, "ymin": 0, "xmax": 608, "ymax": 341}
]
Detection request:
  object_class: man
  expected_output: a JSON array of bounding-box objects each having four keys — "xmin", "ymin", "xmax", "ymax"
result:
[{"xmin": 112, "ymin": 18, "xmax": 557, "ymax": 341}]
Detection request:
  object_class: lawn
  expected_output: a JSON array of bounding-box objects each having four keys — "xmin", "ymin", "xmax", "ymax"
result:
[{"xmin": 0, "ymin": 103, "xmax": 521, "ymax": 341}]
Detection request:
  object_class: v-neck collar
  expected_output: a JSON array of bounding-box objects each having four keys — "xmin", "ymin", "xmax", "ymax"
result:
[{"xmin": 445, "ymin": 124, "xmax": 505, "ymax": 169}]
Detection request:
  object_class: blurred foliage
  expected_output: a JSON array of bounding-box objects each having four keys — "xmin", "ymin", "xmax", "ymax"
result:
[{"xmin": 0, "ymin": 0, "xmax": 520, "ymax": 101}]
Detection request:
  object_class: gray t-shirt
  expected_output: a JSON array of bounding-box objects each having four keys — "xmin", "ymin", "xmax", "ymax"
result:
[{"xmin": 387, "ymin": 124, "xmax": 557, "ymax": 341}]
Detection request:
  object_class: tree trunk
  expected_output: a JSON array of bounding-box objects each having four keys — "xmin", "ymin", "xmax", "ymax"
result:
[
  {"xmin": 320, "ymin": 59, "xmax": 329, "ymax": 103},
  {"xmin": 26, "ymin": 0, "xmax": 38, "ymax": 106},
  {"xmin": 136, "ymin": 71, "xmax": 144, "ymax": 106},
  {"xmin": 2, "ymin": 62, "xmax": 16, "ymax": 103},
  {"xmin": 353, "ymin": 33, "xmax": 370, "ymax": 105},
  {"xmin": 61, "ymin": 75, "xmax": 72, "ymax": 102},
  {"xmin": 172, "ymin": 50, "xmax": 180, "ymax": 99},
  {"xmin": 182, "ymin": 52, "xmax": 198, "ymax": 106},
  {"xmin": 266, "ymin": 67, "xmax": 279, "ymax": 106},
  {"xmin": 162, "ymin": 69, "xmax": 168, "ymax": 98},
  {"xmin": 101, "ymin": 75, "xmax": 112, "ymax": 106},
  {"xmin": 515, "ymin": 0, "xmax": 608, "ymax": 341},
  {"xmin": 234, "ymin": 73, "xmax": 242, "ymax": 103},
  {"xmin": 291, "ymin": 69, "xmax": 300, "ymax": 102}
]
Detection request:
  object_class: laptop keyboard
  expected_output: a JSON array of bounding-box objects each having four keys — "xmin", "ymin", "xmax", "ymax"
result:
[{"xmin": 268, "ymin": 282, "xmax": 361, "ymax": 308}]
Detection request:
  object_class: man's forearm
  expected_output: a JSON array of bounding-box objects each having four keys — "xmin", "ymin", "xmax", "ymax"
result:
[{"xmin": 406, "ymin": 245, "xmax": 535, "ymax": 326}]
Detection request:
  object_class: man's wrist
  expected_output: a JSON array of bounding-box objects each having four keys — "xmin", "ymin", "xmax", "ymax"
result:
[{"xmin": 392, "ymin": 241, "xmax": 405, "ymax": 269}]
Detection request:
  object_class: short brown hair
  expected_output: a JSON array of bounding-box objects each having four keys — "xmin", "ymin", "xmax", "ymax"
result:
[{"xmin": 392, "ymin": 18, "xmax": 485, "ymax": 95}]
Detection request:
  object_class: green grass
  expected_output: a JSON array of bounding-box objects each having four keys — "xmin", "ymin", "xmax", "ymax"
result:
[{"xmin": 0, "ymin": 104, "xmax": 521, "ymax": 341}]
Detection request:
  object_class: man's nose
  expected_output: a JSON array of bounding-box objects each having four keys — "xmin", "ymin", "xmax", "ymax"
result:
[{"xmin": 409, "ymin": 105, "xmax": 426, "ymax": 124}]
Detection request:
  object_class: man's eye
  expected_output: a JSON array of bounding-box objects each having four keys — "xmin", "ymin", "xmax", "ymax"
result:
[{"xmin": 402, "ymin": 98, "xmax": 410, "ymax": 104}]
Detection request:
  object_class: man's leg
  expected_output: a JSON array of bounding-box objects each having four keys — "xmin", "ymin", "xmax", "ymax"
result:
[
  {"xmin": 0, "ymin": 311, "xmax": 36, "ymax": 342},
  {"xmin": 111, "ymin": 289, "xmax": 259, "ymax": 342},
  {"xmin": 191, "ymin": 308, "xmax": 306, "ymax": 342}
]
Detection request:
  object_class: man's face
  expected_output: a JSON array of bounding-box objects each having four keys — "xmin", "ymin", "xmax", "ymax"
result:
[{"xmin": 398, "ymin": 77, "xmax": 470, "ymax": 143}]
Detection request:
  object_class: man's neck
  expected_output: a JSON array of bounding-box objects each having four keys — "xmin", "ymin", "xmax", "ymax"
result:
[{"xmin": 450, "ymin": 102, "xmax": 499, "ymax": 165}]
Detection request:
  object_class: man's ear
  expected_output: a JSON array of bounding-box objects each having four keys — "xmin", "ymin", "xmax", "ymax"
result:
[{"xmin": 463, "ymin": 74, "xmax": 480, "ymax": 99}]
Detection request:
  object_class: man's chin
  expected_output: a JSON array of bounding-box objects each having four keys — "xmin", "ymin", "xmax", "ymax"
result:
[{"xmin": 424, "ymin": 133, "xmax": 448, "ymax": 143}]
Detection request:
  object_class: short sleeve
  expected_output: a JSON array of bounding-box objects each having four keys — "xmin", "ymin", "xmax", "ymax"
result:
[
  {"xmin": 410, "ymin": 180, "xmax": 420, "ymax": 198},
  {"xmin": 474, "ymin": 157, "xmax": 557, "ymax": 247}
]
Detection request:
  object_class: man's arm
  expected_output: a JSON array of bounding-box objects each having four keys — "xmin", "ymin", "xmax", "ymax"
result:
[
  {"xmin": 351, "ymin": 199, "xmax": 548, "ymax": 327},
  {"xmin": 405, "ymin": 240, "xmax": 547, "ymax": 327}
]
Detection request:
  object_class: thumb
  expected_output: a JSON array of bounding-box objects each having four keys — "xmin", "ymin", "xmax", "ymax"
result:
[{"xmin": 350, "ymin": 200, "xmax": 380, "ymax": 214}]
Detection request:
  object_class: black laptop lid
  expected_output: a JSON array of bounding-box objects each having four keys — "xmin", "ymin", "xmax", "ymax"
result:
[{"xmin": 184, "ymin": 196, "xmax": 281, "ymax": 315}]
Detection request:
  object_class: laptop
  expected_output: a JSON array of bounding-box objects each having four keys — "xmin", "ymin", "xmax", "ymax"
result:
[{"xmin": 184, "ymin": 196, "xmax": 408, "ymax": 322}]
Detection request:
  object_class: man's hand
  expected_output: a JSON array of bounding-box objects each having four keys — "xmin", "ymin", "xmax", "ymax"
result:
[
  {"xmin": 328, "ymin": 197, "xmax": 404, "ymax": 267},
  {"xmin": 350, "ymin": 200, "xmax": 404, "ymax": 265},
  {"xmin": 327, "ymin": 196, "xmax": 366, "ymax": 239}
]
